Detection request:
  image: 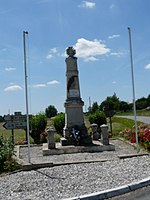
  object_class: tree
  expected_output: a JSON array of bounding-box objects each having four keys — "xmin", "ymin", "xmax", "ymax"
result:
[
  {"xmin": 119, "ymin": 101, "xmax": 130, "ymax": 112},
  {"xmin": 147, "ymin": 94, "xmax": 150, "ymax": 106},
  {"xmin": 136, "ymin": 97, "xmax": 148, "ymax": 110},
  {"xmin": 88, "ymin": 102, "xmax": 99, "ymax": 114},
  {"xmin": 100, "ymin": 93, "xmax": 120, "ymax": 133},
  {"xmin": 100, "ymin": 93, "xmax": 120, "ymax": 112},
  {"xmin": 0, "ymin": 116, "xmax": 4, "ymax": 122},
  {"xmin": 45, "ymin": 105, "xmax": 57, "ymax": 118}
]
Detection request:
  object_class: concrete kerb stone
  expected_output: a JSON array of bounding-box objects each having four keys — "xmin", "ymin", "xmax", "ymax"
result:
[
  {"xmin": 64, "ymin": 190, "xmax": 106, "ymax": 200},
  {"xmin": 104, "ymin": 185, "xmax": 131, "ymax": 199},
  {"xmin": 21, "ymin": 159, "xmax": 112, "ymax": 171},
  {"xmin": 62, "ymin": 178, "xmax": 150, "ymax": 200},
  {"xmin": 118, "ymin": 153, "xmax": 149, "ymax": 159},
  {"xmin": 128, "ymin": 177, "xmax": 150, "ymax": 191},
  {"xmin": 22, "ymin": 162, "xmax": 53, "ymax": 171},
  {"xmin": 52, "ymin": 159, "xmax": 112, "ymax": 167}
]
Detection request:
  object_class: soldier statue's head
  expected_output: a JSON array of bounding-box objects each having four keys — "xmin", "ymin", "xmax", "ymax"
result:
[{"xmin": 66, "ymin": 47, "xmax": 76, "ymax": 57}]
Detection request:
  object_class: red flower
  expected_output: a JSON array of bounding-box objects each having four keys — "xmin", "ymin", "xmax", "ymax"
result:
[
  {"xmin": 130, "ymin": 136, "xmax": 136, "ymax": 143},
  {"xmin": 41, "ymin": 131, "xmax": 48, "ymax": 137}
]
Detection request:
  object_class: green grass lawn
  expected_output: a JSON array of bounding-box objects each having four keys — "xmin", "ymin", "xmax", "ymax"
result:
[
  {"xmin": 117, "ymin": 109, "xmax": 150, "ymax": 116},
  {"xmin": 0, "ymin": 122, "xmax": 33, "ymax": 144},
  {"xmin": 0, "ymin": 112, "xmax": 148, "ymax": 144},
  {"xmin": 111, "ymin": 116, "xmax": 143, "ymax": 137},
  {"xmin": 0, "ymin": 117, "xmax": 55, "ymax": 144}
]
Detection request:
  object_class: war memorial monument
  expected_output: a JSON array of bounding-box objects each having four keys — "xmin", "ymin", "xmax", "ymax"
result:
[
  {"xmin": 43, "ymin": 47, "xmax": 115, "ymax": 155},
  {"xmin": 62, "ymin": 47, "xmax": 92, "ymax": 146}
]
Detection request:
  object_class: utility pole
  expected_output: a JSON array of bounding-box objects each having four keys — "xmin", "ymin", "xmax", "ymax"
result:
[
  {"xmin": 23, "ymin": 31, "xmax": 31, "ymax": 163},
  {"xmin": 89, "ymin": 96, "xmax": 91, "ymax": 108},
  {"xmin": 128, "ymin": 27, "xmax": 138, "ymax": 147}
]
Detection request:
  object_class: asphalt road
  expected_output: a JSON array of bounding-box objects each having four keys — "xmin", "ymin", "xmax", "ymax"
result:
[
  {"xmin": 118, "ymin": 116, "xmax": 150, "ymax": 124},
  {"xmin": 109, "ymin": 186, "xmax": 150, "ymax": 200}
]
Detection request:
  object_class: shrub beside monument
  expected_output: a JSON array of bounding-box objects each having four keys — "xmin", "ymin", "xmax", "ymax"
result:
[
  {"xmin": 30, "ymin": 113, "xmax": 47, "ymax": 144},
  {"xmin": 0, "ymin": 137, "xmax": 21, "ymax": 173}
]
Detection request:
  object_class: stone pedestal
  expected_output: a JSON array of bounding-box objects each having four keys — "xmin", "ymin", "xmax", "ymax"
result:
[
  {"xmin": 91, "ymin": 123, "xmax": 100, "ymax": 140},
  {"xmin": 100, "ymin": 124, "xmax": 109, "ymax": 145},
  {"xmin": 47, "ymin": 128, "xmax": 56, "ymax": 149},
  {"xmin": 63, "ymin": 47, "xmax": 92, "ymax": 146}
]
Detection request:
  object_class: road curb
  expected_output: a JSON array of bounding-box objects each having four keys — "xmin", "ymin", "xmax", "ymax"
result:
[
  {"xmin": 62, "ymin": 177, "xmax": 150, "ymax": 200},
  {"xmin": 20, "ymin": 159, "xmax": 111, "ymax": 171},
  {"xmin": 118, "ymin": 153, "xmax": 149, "ymax": 159},
  {"xmin": 22, "ymin": 162, "xmax": 53, "ymax": 171},
  {"xmin": 128, "ymin": 177, "xmax": 150, "ymax": 191}
]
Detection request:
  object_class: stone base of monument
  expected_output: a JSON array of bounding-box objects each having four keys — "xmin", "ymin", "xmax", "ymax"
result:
[
  {"xmin": 42, "ymin": 140, "xmax": 115, "ymax": 156},
  {"xmin": 60, "ymin": 136, "xmax": 92, "ymax": 146},
  {"xmin": 63, "ymin": 124, "xmax": 93, "ymax": 146}
]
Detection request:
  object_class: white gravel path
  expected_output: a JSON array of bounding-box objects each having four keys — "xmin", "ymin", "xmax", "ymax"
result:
[
  {"xmin": 19, "ymin": 140, "xmax": 145, "ymax": 164},
  {"xmin": 0, "ymin": 140, "xmax": 149, "ymax": 200}
]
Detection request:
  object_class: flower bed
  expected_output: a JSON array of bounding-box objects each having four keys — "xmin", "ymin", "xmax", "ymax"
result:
[{"xmin": 120, "ymin": 124, "xmax": 150, "ymax": 151}]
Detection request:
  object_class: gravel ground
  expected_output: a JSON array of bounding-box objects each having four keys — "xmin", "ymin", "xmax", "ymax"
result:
[
  {"xmin": 0, "ymin": 140, "xmax": 150, "ymax": 200},
  {"xmin": 19, "ymin": 140, "xmax": 146, "ymax": 164}
]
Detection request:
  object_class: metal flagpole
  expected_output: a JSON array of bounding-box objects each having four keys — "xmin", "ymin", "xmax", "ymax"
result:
[
  {"xmin": 23, "ymin": 31, "xmax": 31, "ymax": 163},
  {"xmin": 128, "ymin": 27, "xmax": 138, "ymax": 147}
]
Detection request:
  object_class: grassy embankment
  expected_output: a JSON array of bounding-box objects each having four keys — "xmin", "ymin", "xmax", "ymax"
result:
[
  {"xmin": 111, "ymin": 117, "xmax": 143, "ymax": 138},
  {"xmin": 117, "ymin": 109, "xmax": 150, "ymax": 116}
]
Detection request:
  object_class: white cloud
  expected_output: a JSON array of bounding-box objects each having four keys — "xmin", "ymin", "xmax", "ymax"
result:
[
  {"xmin": 46, "ymin": 54, "xmax": 53, "ymax": 59},
  {"xmin": 47, "ymin": 80, "xmax": 60, "ymax": 85},
  {"xmin": 73, "ymin": 38, "xmax": 110, "ymax": 61},
  {"xmin": 31, "ymin": 80, "xmax": 60, "ymax": 88},
  {"xmin": 110, "ymin": 51, "xmax": 124, "ymax": 57},
  {"xmin": 108, "ymin": 34, "xmax": 120, "ymax": 39},
  {"xmin": 4, "ymin": 85, "xmax": 22, "ymax": 92},
  {"xmin": 5, "ymin": 67, "xmax": 16, "ymax": 71},
  {"xmin": 50, "ymin": 48, "xmax": 57, "ymax": 54},
  {"xmin": 61, "ymin": 52, "xmax": 67, "ymax": 58},
  {"xmin": 32, "ymin": 84, "xmax": 47, "ymax": 88},
  {"xmin": 79, "ymin": 1, "xmax": 96, "ymax": 9},
  {"xmin": 46, "ymin": 47, "xmax": 58, "ymax": 59},
  {"xmin": 145, "ymin": 64, "xmax": 150, "ymax": 69},
  {"xmin": 112, "ymin": 81, "xmax": 117, "ymax": 84},
  {"xmin": 86, "ymin": 56, "xmax": 98, "ymax": 61}
]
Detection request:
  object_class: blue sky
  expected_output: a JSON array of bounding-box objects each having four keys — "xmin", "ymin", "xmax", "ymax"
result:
[{"xmin": 0, "ymin": 0, "xmax": 150, "ymax": 115}]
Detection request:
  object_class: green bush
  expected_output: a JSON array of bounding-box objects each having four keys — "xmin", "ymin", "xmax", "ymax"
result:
[
  {"xmin": 88, "ymin": 110, "xmax": 106, "ymax": 129},
  {"xmin": 0, "ymin": 136, "xmax": 20, "ymax": 173},
  {"xmin": 53, "ymin": 113, "xmax": 65, "ymax": 135},
  {"xmin": 54, "ymin": 133, "xmax": 61, "ymax": 142},
  {"xmin": 3, "ymin": 160, "xmax": 21, "ymax": 172},
  {"xmin": 30, "ymin": 113, "xmax": 47, "ymax": 144}
]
